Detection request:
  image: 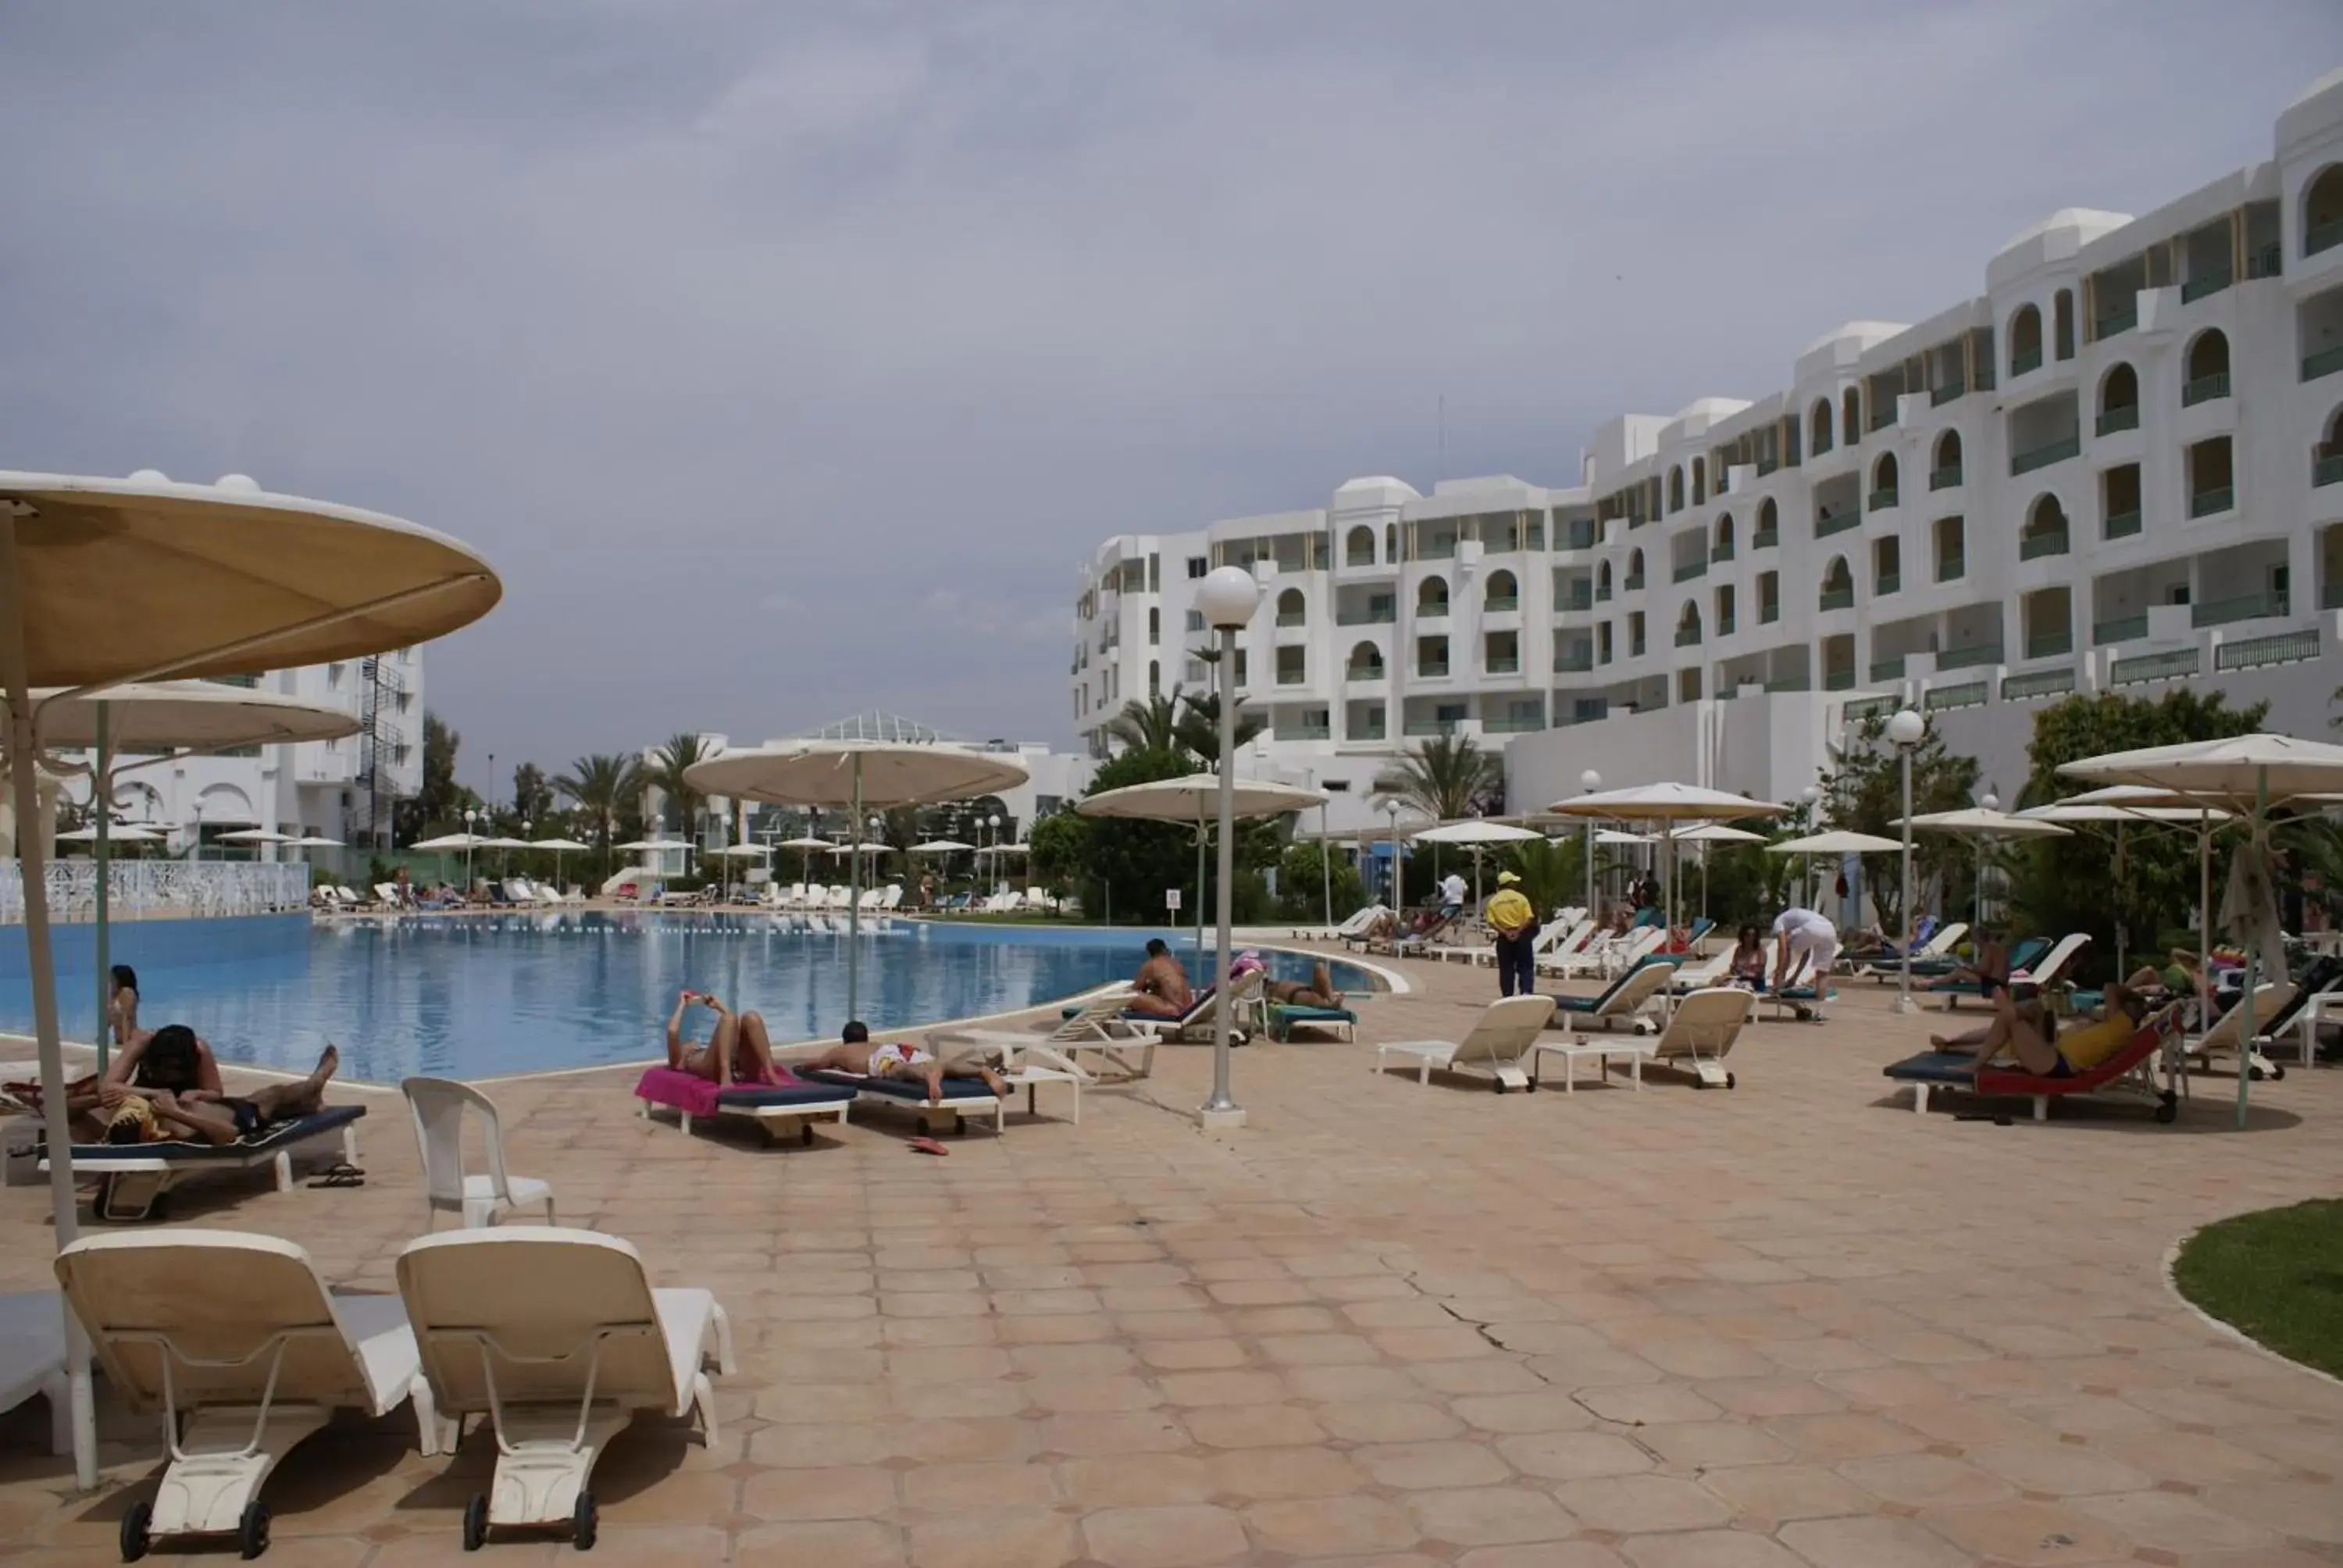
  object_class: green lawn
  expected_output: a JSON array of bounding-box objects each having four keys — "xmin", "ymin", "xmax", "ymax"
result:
[{"xmin": 2171, "ymin": 1199, "xmax": 2343, "ymax": 1380}]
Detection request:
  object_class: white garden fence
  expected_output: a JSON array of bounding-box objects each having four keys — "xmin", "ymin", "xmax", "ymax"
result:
[{"xmin": 0, "ymin": 861, "xmax": 310, "ymax": 924}]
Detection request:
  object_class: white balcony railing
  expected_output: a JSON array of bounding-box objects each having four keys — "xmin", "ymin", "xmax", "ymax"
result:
[{"xmin": 0, "ymin": 861, "xmax": 311, "ymax": 924}]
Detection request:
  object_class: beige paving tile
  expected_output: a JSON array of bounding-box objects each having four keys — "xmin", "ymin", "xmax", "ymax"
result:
[
  {"xmin": 1080, "ymin": 1504, "xmax": 1252, "ymax": 1568},
  {"xmin": 1775, "ymin": 1513, "xmax": 1974, "ymax": 1568},
  {"xmin": 1617, "ymin": 1527, "xmax": 1808, "ymax": 1566},
  {"xmin": 1406, "ymin": 1483, "xmax": 1578, "ymax": 1545},
  {"xmin": 1356, "ymin": 1439, "xmax": 1515, "ymax": 1490},
  {"xmin": 1550, "ymin": 1474, "xmax": 1736, "ymax": 1534}
]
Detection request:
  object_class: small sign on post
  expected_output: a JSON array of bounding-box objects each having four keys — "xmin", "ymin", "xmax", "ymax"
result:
[{"xmin": 1164, "ymin": 888, "xmax": 1182, "ymax": 913}]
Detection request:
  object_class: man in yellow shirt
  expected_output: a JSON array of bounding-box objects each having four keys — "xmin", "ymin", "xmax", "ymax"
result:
[{"xmin": 1484, "ymin": 871, "xmax": 1540, "ymax": 997}]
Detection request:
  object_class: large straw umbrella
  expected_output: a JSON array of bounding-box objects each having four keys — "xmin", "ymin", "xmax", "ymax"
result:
[
  {"xmin": 0, "ymin": 467, "xmax": 497, "ymax": 1485},
  {"xmin": 1410, "ymin": 819, "xmax": 1540, "ymax": 910},
  {"xmin": 2059, "ymin": 734, "xmax": 2343, "ymax": 1128},
  {"xmin": 1550, "ymin": 786, "xmax": 1785, "ymax": 979},
  {"xmin": 1076, "ymin": 773, "xmax": 1327, "ymax": 959},
  {"xmin": 685, "ymin": 741, "xmax": 1031, "ymax": 1019},
  {"xmin": 21, "ymin": 680, "xmax": 359, "ymax": 1064}
]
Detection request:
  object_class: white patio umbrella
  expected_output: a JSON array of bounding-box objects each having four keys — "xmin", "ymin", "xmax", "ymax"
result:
[
  {"xmin": 1767, "ymin": 830, "xmax": 1906, "ymax": 941},
  {"xmin": 1550, "ymin": 784, "xmax": 1787, "ymax": 990},
  {"xmin": 1411, "ymin": 819, "xmax": 1540, "ymax": 907},
  {"xmin": 528, "ymin": 836, "xmax": 590, "ymax": 892},
  {"xmin": 218, "ymin": 827, "xmax": 294, "ymax": 845},
  {"xmin": 55, "ymin": 822, "xmax": 164, "ymax": 843},
  {"xmin": 410, "ymin": 830, "xmax": 490, "ymax": 892},
  {"xmin": 684, "ymin": 739, "xmax": 1032, "ymax": 1017},
  {"xmin": 13, "ymin": 680, "xmax": 359, "ymax": 1068},
  {"xmin": 0, "ymin": 466, "xmax": 497, "ymax": 1486},
  {"xmin": 2017, "ymin": 795, "xmax": 2238, "ymax": 984},
  {"xmin": 775, "ymin": 833, "xmax": 834, "ymax": 888},
  {"xmin": 287, "ymin": 834, "xmax": 344, "ymax": 848},
  {"xmin": 1675, "ymin": 822, "xmax": 1769, "ymax": 926},
  {"xmin": 911, "ymin": 839, "xmax": 975, "ymax": 853},
  {"xmin": 1892, "ymin": 807, "xmax": 2072, "ymax": 935},
  {"xmin": 1078, "ymin": 772, "xmax": 1327, "ymax": 958},
  {"xmin": 711, "ymin": 842, "xmax": 773, "ymax": 857},
  {"xmin": 2059, "ymin": 733, "xmax": 2343, "ymax": 1127}
]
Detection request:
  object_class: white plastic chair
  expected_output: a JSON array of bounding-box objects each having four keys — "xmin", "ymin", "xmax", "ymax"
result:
[{"xmin": 401, "ymin": 1078, "xmax": 555, "ymax": 1231}]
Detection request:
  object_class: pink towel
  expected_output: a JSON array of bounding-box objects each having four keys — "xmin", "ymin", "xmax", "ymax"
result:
[{"xmin": 635, "ymin": 1067, "xmax": 726, "ymax": 1116}]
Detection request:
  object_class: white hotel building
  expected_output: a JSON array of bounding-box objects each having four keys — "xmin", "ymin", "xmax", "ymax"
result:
[{"xmin": 1072, "ymin": 70, "xmax": 2343, "ymax": 828}]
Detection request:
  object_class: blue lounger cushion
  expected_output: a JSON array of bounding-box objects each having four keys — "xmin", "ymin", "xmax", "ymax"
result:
[
  {"xmin": 1881, "ymin": 1051, "xmax": 1978, "ymax": 1085},
  {"xmin": 66, "ymin": 1103, "xmax": 366, "ymax": 1164},
  {"xmin": 714, "ymin": 1083, "xmax": 856, "ymax": 1110},
  {"xmin": 801, "ymin": 1067, "xmax": 997, "ymax": 1101},
  {"xmin": 1266, "ymin": 1003, "xmax": 1357, "ymax": 1039}
]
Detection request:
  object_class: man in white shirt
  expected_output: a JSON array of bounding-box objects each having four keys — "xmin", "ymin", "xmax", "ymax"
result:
[
  {"xmin": 1439, "ymin": 871, "xmax": 1468, "ymax": 912},
  {"xmin": 1771, "ymin": 907, "xmax": 1838, "ymax": 991}
]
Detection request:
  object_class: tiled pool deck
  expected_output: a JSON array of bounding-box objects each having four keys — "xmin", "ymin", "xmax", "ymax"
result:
[{"xmin": 1, "ymin": 950, "xmax": 2336, "ymax": 1566}]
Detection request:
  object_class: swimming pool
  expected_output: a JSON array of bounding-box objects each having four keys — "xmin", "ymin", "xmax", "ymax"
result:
[{"xmin": 0, "ymin": 915, "xmax": 1377, "ymax": 1083}]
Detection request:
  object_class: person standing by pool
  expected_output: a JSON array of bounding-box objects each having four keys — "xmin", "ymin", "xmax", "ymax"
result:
[
  {"xmin": 665, "ymin": 990, "xmax": 783, "ymax": 1084},
  {"xmin": 1128, "ymin": 939, "xmax": 1193, "ymax": 1020},
  {"xmin": 108, "ymin": 964, "xmax": 144, "ymax": 1050},
  {"xmin": 1482, "ymin": 872, "xmax": 1539, "ymax": 998}
]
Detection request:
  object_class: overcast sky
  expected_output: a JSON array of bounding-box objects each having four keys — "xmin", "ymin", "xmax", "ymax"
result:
[{"xmin": 4, "ymin": 3, "xmax": 2338, "ymax": 796}]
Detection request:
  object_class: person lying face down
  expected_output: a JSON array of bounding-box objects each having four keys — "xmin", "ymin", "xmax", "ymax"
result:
[{"xmin": 798, "ymin": 1021, "xmax": 1010, "ymax": 1106}]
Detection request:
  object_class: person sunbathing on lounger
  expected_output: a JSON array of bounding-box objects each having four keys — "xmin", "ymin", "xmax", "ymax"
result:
[
  {"xmin": 96, "ymin": 1034, "xmax": 341, "ymax": 1146},
  {"xmin": 1234, "ymin": 951, "xmax": 1343, "ymax": 1008},
  {"xmin": 665, "ymin": 990, "xmax": 783, "ymax": 1084},
  {"xmin": 1923, "ymin": 929, "xmax": 2010, "ymax": 994},
  {"xmin": 799, "ymin": 1021, "xmax": 1009, "ymax": 1104},
  {"xmin": 1932, "ymin": 983, "xmax": 2149, "ymax": 1078},
  {"xmin": 1129, "ymin": 939, "xmax": 1194, "ymax": 1020}
]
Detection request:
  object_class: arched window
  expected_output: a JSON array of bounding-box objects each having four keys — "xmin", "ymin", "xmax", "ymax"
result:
[
  {"xmin": 1667, "ymin": 465, "xmax": 1685, "ymax": 512},
  {"xmin": 1275, "ymin": 588, "xmax": 1305, "ymax": 628},
  {"xmin": 1820, "ymin": 555, "xmax": 1853, "ymax": 605},
  {"xmin": 1627, "ymin": 548, "xmax": 1646, "ymax": 586},
  {"xmin": 2184, "ymin": 330, "xmax": 2231, "ymax": 404},
  {"xmin": 1417, "ymin": 575, "xmax": 1450, "ymax": 615},
  {"xmin": 1871, "ymin": 452, "xmax": 1899, "ymax": 507},
  {"xmin": 1345, "ymin": 525, "xmax": 1375, "ymax": 566},
  {"xmin": 1692, "ymin": 457, "xmax": 1707, "ymax": 505},
  {"xmin": 1714, "ymin": 514, "xmax": 1734, "ymax": 554},
  {"xmin": 2010, "ymin": 303, "xmax": 2042, "ymax": 375},
  {"xmin": 2306, "ymin": 164, "xmax": 2343, "ymax": 257},
  {"xmin": 1676, "ymin": 600, "xmax": 1701, "ymax": 640},
  {"xmin": 1147, "ymin": 607, "xmax": 1160, "ymax": 644},
  {"xmin": 1840, "ymin": 389, "xmax": 1860, "ymax": 447},
  {"xmin": 1597, "ymin": 561, "xmax": 1613, "ymax": 593},
  {"xmin": 1758, "ymin": 497, "xmax": 1778, "ymax": 539},
  {"xmin": 1484, "ymin": 568, "xmax": 1518, "ymax": 609},
  {"xmin": 2099, "ymin": 363, "xmax": 2138, "ymax": 417},
  {"xmin": 2053, "ymin": 288, "xmax": 2074, "ymax": 361},
  {"xmin": 1932, "ymin": 430, "xmax": 1963, "ymax": 487},
  {"xmin": 2321, "ymin": 403, "xmax": 2343, "ymax": 457},
  {"xmin": 1810, "ymin": 400, "xmax": 1834, "ymax": 454},
  {"xmin": 2022, "ymin": 494, "xmax": 2067, "ymax": 548},
  {"xmin": 1348, "ymin": 640, "xmax": 1383, "ymax": 676}
]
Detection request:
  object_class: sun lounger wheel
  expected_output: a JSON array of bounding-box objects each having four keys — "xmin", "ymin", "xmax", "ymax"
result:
[
  {"xmin": 572, "ymin": 1490, "xmax": 598, "ymax": 1551},
  {"xmin": 237, "ymin": 1501, "xmax": 270, "ymax": 1560},
  {"xmin": 2155, "ymin": 1092, "xmax": 2178, "ymax": 1124},
  {"xmin": 462, "ymin": 1495, "xmax": 487, "ymax": 1552},
  {"xmin": 119, "ymin": 1501, "xmax": 152, "ymax": 1562}
]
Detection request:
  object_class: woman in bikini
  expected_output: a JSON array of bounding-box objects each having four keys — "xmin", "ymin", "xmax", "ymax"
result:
[{"xmin": 665, "ymin": 990, "xmax": 782, "ymax": 1085}]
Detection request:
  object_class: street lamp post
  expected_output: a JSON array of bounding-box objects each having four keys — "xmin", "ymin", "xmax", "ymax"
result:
[
  {"xmin": 986, "ymin": 813, "xmax": 1002, "ymax": 896},
  {"xmin": 1381, "ymin": 796, "xmax": 1402, "ymax": 912},
  {"xmin": 1194, "ymin": 565, "xmax": 1259, "ymax": 1131},
  {"xmin": 463, "ymin": 806, "xmax": 479, "ymax": 894},
  {"xmin": 1887, "ymin": 709, "xmax": 1925, "ymax": 1014},
  {"xmin": 1975, "ymin": 791, "xmax": 1999, "ymax": 931},
  {"xmin": 1579, "ymin": 768, "xmax": 1601, "ymax": 916}
]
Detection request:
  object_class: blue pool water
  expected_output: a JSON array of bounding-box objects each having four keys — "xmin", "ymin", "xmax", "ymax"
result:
[{"xmin": 0, "ymin": 915, "xmax": 1375, "ymax": 1083}]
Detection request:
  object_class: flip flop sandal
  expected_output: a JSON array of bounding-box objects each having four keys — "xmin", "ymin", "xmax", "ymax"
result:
[
  {"xmin": 907, "ymin": 1137, "xmax": 950, "ymax": 1157},
  {"xmin": 307, "ymin": 1163, "xmax": 367, "ymax": 1188}
]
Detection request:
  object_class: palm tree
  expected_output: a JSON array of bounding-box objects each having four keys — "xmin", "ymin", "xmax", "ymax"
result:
[
  {"xmin": 1104, "ymin": 688, "xmax": 1185, "ymax": 754},
  {"xmin": 1374, "ymin": 732, "xmax": 1503, "ymax": 823},
  {"xmin": 553, "ymin": 753, "xmax": 640, "ymax": 853},
  {"xmin": 650, "ymin": 732, "xmax": 713, "ymax": 839},
  {"xmin": 1175, "ymin": 690, "xmax": 1267, "ymax": 766}
]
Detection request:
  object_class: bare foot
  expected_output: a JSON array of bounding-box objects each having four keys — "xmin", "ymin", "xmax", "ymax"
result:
[
  {"xmin": 1928, "ymin": 1035, "xmax": 1951, "ymax": 1050},
  {"xmin": 923, "ymin": 1067, "xmax": 944, "ymax": 1105},
  {"xmin": 979, "ymin": 1067, "xmax": 1009, "ymax": 1099}
]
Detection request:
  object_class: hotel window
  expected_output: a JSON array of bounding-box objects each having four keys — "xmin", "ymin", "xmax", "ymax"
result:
[
  {"xmin": 1185, "ymin": 610, "xmax": 1204, "ymax": 632},
  {"xmin": 1186, "ymin": 556, "xmax": 1208, "ymax": 579},
  {"xmin": 1147, "ymin": 608, "xmax": 1160, "ymax": 644}
]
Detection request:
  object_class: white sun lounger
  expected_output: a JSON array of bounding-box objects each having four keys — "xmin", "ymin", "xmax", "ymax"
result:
[
  {"xmin": 398, "ymin": 1227, "xmax": 734, "ymax": 1552},
  {"xmin": 1375, "ymin": 995, "xmax": 1557, "ymax": 1092},
  {"xmin": 57, "ymin": 1230, "xmax": 433, "ymax": 1562},
  {"xmin": 46, "ymin": 1104, "xmax": 367, "ymax": 1222},
  {"xmin": 0, "ymin": 1292, "xmax": 68, "ymax": 1456},
  {"xmin": 1646, "ymin": 985, "xmax": 1753, "ymax": 1089},
  {"xmin": 1863, "ymin": 921, "xmax": 1967, "ymax": 979},
  {"xmin": 2181, "ymin": 980, "xmax": 2296, "ymax": 1085}
]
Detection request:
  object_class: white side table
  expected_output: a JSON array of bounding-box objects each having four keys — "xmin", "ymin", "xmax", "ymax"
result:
[{"xmin": 1530, "ymin": 1035, "xmax": 1657, "ymax": 1092}]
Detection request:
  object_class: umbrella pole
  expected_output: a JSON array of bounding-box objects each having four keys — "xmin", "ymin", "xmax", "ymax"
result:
[
  {"xmin": 847, "ymin": 759, "xmax": 864, "ymax": 1021},
  {"xmin": 93, "ymin": 711, "xmax": 110, "ymax": 1071},
  {"xmin": 1193, "ymin": 828, "xmax": 1206, "ymax": 962},
  {"xmin": 2113, "ymin": 821, "xmax": 2127, "ymax": 983},
  {"xmin": 0, "ymin": 529, "xmax": 98, "ymax": 1488},
  {"xmin": 2235, "ymin": 775, "xmax": 2265, "ymax": 1131}
]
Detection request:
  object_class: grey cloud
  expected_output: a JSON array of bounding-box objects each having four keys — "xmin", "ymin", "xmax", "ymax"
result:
[{"xmin": 2, "ymin": 1, "xmax": 2337, "ymax": 791}]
